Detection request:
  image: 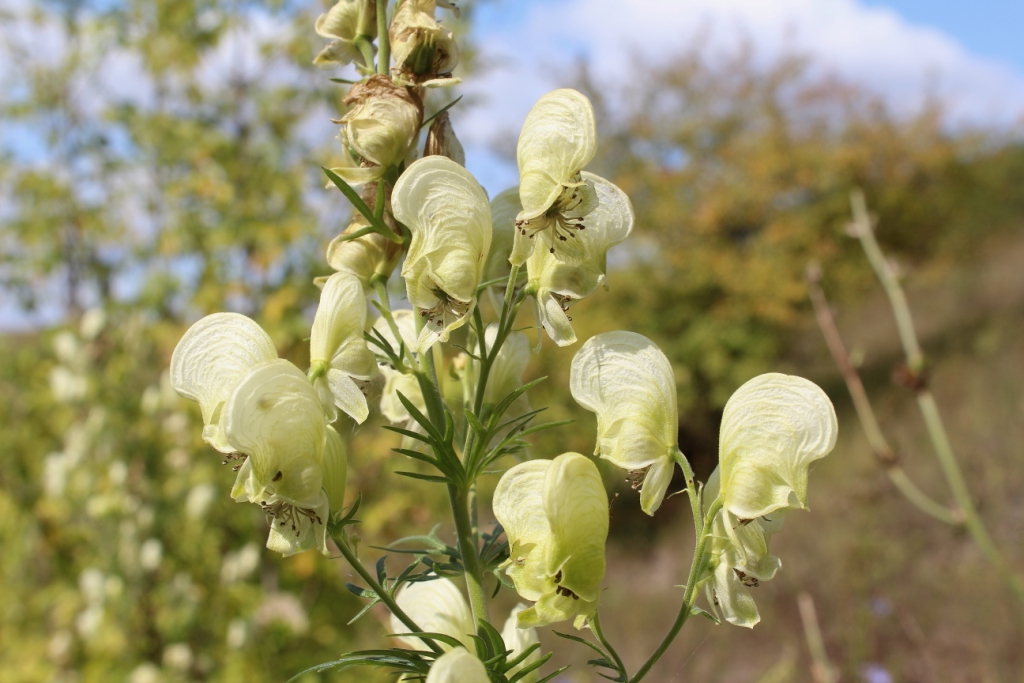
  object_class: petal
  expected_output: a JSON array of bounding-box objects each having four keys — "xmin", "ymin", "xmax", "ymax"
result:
[
  {"xmin": 372, "ymin": 308, "xmax": 420, "ymax": 357},
  {"xmin": 543, "ymin": 454, "xmax": 608, "ymax": 604},
  {"xmin": 265, "ymin": 492, "xmax": 329, "ymax": 557},
  {"xmin": 639, "ymin": 456, "xmax": 675, "ymax": 516},
  {"xmin": 425, "ymin": 648, "xmax": 490, "ymax": 683},
  {"xmin": 570, "ymin": 331, "xmax": 678, "ymax": 468},
  {"xmin": 711, "ymin": 555, "xmax": 761, "ymax": 628},
  {"xmin": 577, "ymin": 173, "xmax": 634, "ymax": 259},
  {"xmin": 322, "ymin": 426, "xmax": 348, "ymax": 516},
  {"xmin": 223, "ymin": 360, "xmax": 326, "ymax": 506},
  {"xmin": 481, "ymin": 325, "xmax": 531, "ymax": 407},
  {"xmin": 326, "ymin": 367, "xmax": 370, "ymax": 424},
  {"xmin": 493, "ymin": 460, "xmax": 553, "ymax": 602},
  {"xmin": 501, "ymin": 604, "xmax": 540, "ymax": 683},
  {"xmin": 393, "ymin": 156, "xmax": 491, "ymax": 283},
  {"xmin": 341, "ymin": 77, "xmax": 422, "ymax": 169},
  {"xmin": 719, "ymin": 373, "xmax": 838, "ymax": 519},
  {"xmin": 170, "ymin": 312, "xmax": 278, "ymax": 453},
  {"xmin": 516, "ymin": 89, "xmax": 596, "ymax": 220},
  {"xmin": 310, "ymin": 272, "xmax": 371, "ymax": 367},
  {"xmin": 534, "ymin": 289, "xmax": 577, "ymax": 347},
  {"xmin": 391, "ymin": 578, "xmax": 476, "ymax": 651},
  {"xmin": 313, "ymin": 39, "xmax": 362, "ymax": 69},
  {"xmin": 380, "ymin": 366, "xmax": 424, "ymax": 424}
]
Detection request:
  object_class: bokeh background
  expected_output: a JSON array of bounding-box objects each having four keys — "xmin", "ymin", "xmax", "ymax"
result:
[{"xmin": 2, "ymin": 0, "xmax": 1023, "ymax": 682}]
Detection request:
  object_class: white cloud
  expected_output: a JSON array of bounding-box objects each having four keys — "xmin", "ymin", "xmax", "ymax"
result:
[{"xmin": 456, "ymin": 0, "xmax": 1024, "ymax": 192}]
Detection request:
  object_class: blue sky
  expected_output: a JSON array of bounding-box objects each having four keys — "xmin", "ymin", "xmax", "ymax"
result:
[{"xmin": 860, "ymin": 0, "xmax": 1024, "ymax": 73}]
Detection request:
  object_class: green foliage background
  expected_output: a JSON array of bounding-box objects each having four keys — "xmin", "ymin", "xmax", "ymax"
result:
[{"xmin": 2, "ymin": 1, "xmax": 1023, "ymax": 681}]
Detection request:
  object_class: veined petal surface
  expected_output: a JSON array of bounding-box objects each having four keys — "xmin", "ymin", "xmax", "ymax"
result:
[
  {"xmin": 500, "ymin": 604, "xmax": 540, "ymax": 683},
  {"xmin": 170, "ymin": 312, "xmax": 278, "ymax": 453},
  {"xmin": 719, "ymin": 373, "xmax": 838, "ymax": 519},
  {"xmin": 223, "ymin": 360, "xmax": 326, "ymax": 507},
  {"xmin": 391, "ymin": 578, "xmax": 475, "ymax": 651},
  {"xmin": 570, "ymin": 331, "xmax": 678, "ymax": 514},
  {"xmin": 516, "ymin": 89, "xmax": 596, "ymax": 221},
  {"xmin": 394, "ymin": 156, "xmax": 492, "ymax": 352}
]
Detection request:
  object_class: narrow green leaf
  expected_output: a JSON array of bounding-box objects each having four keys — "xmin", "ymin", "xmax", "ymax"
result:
[
  {"xmin": 552, "ymin": 631, "xmax": 609, "ymax": 659},
  {"xmin": 420, "ymin": 95, "xmax": 463, "ymax": 128},
  {"xmin": 322, "ymin": 166, "xmax": 403, "ymax": 244},
  {"xmin": 395, "ymin": 471, "xmax": 452, "ymax": 484}
]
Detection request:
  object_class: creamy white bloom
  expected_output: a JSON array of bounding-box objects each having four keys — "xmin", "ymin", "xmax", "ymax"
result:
[
  {"xmin": 309, "ymin": 272, "xmax": 377, "ymax": 424},
  {"xmin": 322, "ymin": 426, "xmax": 348, "ymax": 520},
  {"xmin": 170, "ymin": 313, "xmax": 278, "ymax": 453},
  {"xmin": 719, "ymin": 373, "xmax": 838, "ymax": 520},
  {"xmin": 570, "ymin": 332, "xmax": 678, "ymax": 515},
  {"xmin": 390, "ymin": 578, "xmax": 475, "ymax": 650},
  {"xmin": 225, "ymin": 360, "xmax": 329, "ymax": 556},
  {"xmin": 425, "ymin": 647, "xmax": 489, "ymax": 683},
  {"xmin": 325, "ymin": 182, "xmax": 404, "ymax": 289},
  {"xmin": 702, "ymin": 467, "xmax": 785, "ymax": 628},
  {"xmin": 518, "ymin": 174, "xmax": 633, "ymax": 346},
  {"xmin": 494, "ymin": 453, "xmax": 609, "ymax": 628},
  {"xmin": 333, "ymin": 75, "xmax": 422, "ymax": 186},
  {"xmin": 501, "ymin": 604, "xmax": 540, "ymax": 683},
  {"xmin": 513, "ymin": 90, "xmax": 631, "ymax": 268},
  {"xmin": 313, "ymin": 0, "xmax": 376, "ymax": 69},
  {"xmin": 393, "ymin": 156, "xmax": 492, "ymax": 353}
]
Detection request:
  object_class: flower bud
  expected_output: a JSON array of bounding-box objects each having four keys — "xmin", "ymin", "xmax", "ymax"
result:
[
  {"xmin": 424, "ymin": 111, "xmax": 465, "ymax": 166},
  {"xmin": 313, "ymin": 0, "xmax": 376, "ymax": 69},
  {"xmin": 322, "ymin": 426, "xmax": 348, "ymax": 519},
  {"xmin": 494, "ymin": 453, "xmax": 609, "ymax": 628},
  {"xmin": 332, "ymin": 75, "xmax": 423, "ymax": 185},
  {"xmin": 309, "ymin": 273, "xmax": 377, "ymax": 424},
  {"xmin": 325, "ymin": 183, "xmax": 404, "ymax": 289}
]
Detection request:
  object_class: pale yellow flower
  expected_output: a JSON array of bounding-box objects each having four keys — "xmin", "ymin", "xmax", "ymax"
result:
[
  {"xmin": 312, "ymin": 0, "xmax": 376, "ymax": 69},
  {"xmin": 389, "ymin": 578, "xmax": 475, "ymax": 651},
  {"xmin": 425, "ymin": 647, "xmax": 489, "ymax": 683}
]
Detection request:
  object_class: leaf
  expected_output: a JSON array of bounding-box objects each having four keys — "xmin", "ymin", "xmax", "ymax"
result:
[
  {"xmin": 690, "ymin": 604, "xmax": 721, "ymax": 625},
  {"xmin": 532, "ymin": 664, "xmax": 571, "ymax": 683},
  {"xmin": 394, "ymin": 471, "xmax": 452, "ymax": 484},
  {"xmin": 382, "ymin": 425, "xmax": 435, "ymax": 447},
  {"xmin": 421, "ymin": 95, "xmax": 463, "ymax": 128},
  {"xmin": 552, "ymin": 631, "xmax": 609, "ymax": 659},
  {"xmin": 322, "ymin": 167, "xmax": 403, "ymax": 244}
]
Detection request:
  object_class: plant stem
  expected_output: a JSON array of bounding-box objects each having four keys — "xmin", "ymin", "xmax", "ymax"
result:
[
  {"xmin": 448, "ymin": 484, "xmax": 490, "ymax": 625},
  {"xmin": 629, "ymin": 498, "xmax": 722, "ymax": 683},
  {"xmin": 806, "ymin": 265, "xmax": 960, "ymax": 526},
  {"xmin": 849, "ymin": 189, "xmax": 1024, "ymax": 604},
  {"xmin": 376, "ymin": 0, "xmax": 390, "ymax": 76},
  {"xmin": 590, "ymin": 611, "xmax": 627, "ymax": 678},
  {"xmin": 331, "ymin": 533, "xmax": 444, "ymax": 654},
  {"xmin": 797, "ymin": 592, "xmax": 835, "ymax": 683}
]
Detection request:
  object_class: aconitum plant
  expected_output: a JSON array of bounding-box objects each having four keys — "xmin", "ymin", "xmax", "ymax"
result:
[{"xmin": 169, "ymin": 2, "xmax": 839, "ymax": 680}]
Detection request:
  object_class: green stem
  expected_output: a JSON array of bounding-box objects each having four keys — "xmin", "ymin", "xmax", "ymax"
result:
[
  {"xmin": 449, "ymin": 484, "xmax": 490, "ymax": 625},
  {"xmin": 628, "ymin": 499, "xmax": 722, "ymax": 683},
  {"xmin": 376, "ymin": 0, "xmax": 390, "ymax": 76},
  {"xmin": 332, "ymin": 534, "xmax": 444, "ymax": 654},
  {"xmin": 850, "ymin": 188, "xmax": 1024, "ymax": 604},
  {"xmin": 591, "ymin": 611, "xmax": 627, "ymax": 678}
]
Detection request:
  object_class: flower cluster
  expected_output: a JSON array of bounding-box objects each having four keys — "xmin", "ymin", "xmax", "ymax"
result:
[{"xmin": 165, "ymin": 5, "xmax": 842, "ymax": 680}]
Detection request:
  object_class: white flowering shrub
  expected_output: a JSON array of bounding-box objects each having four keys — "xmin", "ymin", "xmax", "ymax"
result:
[{"xmin": 169, "ymin": 3, "xmax": 839, "ymax": 680}]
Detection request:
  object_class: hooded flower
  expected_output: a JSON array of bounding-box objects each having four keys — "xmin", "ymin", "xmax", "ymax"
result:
[
  {"xmin": 332, "ymin": 75, "xmax": 423, "ymax": 186},
  {"xmin": 309, "ymin": 272, "xmax": 377, "ymax": 424},
  {"xmin": 700, "ymin": 373, "xmax": 837, "ymax": 627},
  {"xmin": 390, "ymin": 578, "xmax": 476, "ymax": 651},
  {"xmin": 493, "ymin": 453, "xmax": 609, "ymax": 628},
  {"xmin": 393, "ymin": 156, "xmax": 492, "ymax": 353},
  {"xmin": 570, "ymin": 331, "xmax": 678, "ymax": 515},
  {"xmin": 513, "ymin": 89, "xmax": 630, "ymax": 267},
  {"xmin": 526, "ymin": 174, "xmax": 633, "ymax": 346},
  {"xmin": 224, "ymin": 360, "xmax": 330, "ymax": 557},
  {"xmin": 389, "ymin": 0, "xmax": 460, "ymax": 87},
  {"xmin": 312, "ymin": 0, "xmax": 376, "ymax": 69},
  {"xmin": 426, "ymin": 648, "xmax": 489, "ymax": 683},
  {"xmin": 702, "ymin": 467, "xmax": 785, "ymax": 628},
  {"xmin": 170, "ymin": 312, "xmax": 278, "ymax": 453},
  {"xmin": 718, "ymin": 373, "xmax": 838, "ymax": 521}
]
